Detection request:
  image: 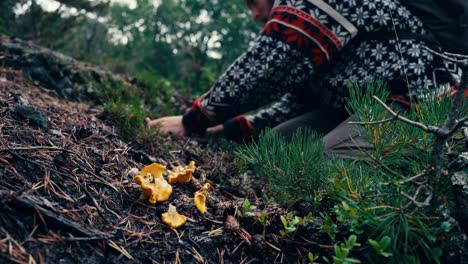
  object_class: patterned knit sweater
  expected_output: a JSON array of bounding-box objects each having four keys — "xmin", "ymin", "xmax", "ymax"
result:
[{"xmin": 182, "ymin": 0, "xmax": 459, "ymax": 140}]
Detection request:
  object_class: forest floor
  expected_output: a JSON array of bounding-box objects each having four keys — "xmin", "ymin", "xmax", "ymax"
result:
[{"xmin": 0, "ymin": 37, "xmax": 331, "ymax": 263}]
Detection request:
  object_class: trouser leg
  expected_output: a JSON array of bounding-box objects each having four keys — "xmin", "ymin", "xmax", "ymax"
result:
[
  {"xmin": 272, "ymin": 108, "xmax": 348, "ymax": 139},
  {"xmin": 323, "ymin": 102, "xmax": 409, "ymax": 158},
  {"xmin": 272, "ymin": 108, "xmax": 372, "ymax": 159},
  {"xmin": 323, "ymin": 117, "xmax": 373, "ymax": 159}
]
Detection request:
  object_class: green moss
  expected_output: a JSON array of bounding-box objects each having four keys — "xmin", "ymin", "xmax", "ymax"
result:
[
  {"xmin": 134, "ymin": 70, "xmax": 177, "ymax": 116},
  {"xmin": 103, "ymin": 98, "xmax": 146, "ymax": 141}
]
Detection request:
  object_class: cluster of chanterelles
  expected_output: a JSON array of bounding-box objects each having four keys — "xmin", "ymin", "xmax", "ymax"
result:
[{"xmin": 132, "ymin": 162, "xmax": 211, "ymax": 228}]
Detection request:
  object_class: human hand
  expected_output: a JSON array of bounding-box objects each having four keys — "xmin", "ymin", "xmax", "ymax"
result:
[
  {"xmin": 206, "ymin": 124, "xmax": 224, "ymax": 134},
  {"xmin": 145, "ymin": 115, "xmax": 188, "ymax": 136}
]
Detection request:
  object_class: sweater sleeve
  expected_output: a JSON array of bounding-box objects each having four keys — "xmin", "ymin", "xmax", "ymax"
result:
[
  {"xmin": 222, "ymin": 92, "xmax": 311, "ymax": 141},
  {"xmin": 182, "ymin": 0, "xmax": 358, "ymax": 135}
]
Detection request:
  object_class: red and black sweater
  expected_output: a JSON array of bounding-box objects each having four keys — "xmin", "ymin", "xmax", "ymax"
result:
[{"xmin": 183, "ymin": 0, "xmax": 460, "ymax": 141}]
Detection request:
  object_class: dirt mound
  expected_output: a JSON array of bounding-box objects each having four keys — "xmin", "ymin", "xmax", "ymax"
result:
[{"xmin": 0, "ymin": 37, "xmax": 327, "ymax": 263}]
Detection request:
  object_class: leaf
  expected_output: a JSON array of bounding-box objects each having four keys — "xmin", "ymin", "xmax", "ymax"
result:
[
  {"xmin": 347, "ymin": 235, "xmax": 358, "ymax": 247},
  {"xmin": 280, "ymin": 215, "xmax": 288, "ymax": 228},
  {"xmin": 379, "ymin": 236, "xmax": 391, "ymax": 249},
  {"xmin": 381, "ymin": 252, "xmax": 393, "ymax": 258},
  {"xmin": 342, "ymin": 201, "xmax": 350, "ymax": 210},
  {"xmin": 308, "ymin": 252, "xmax": 318, "ymax": 262},
  {"xmin": 286, "ymin": 226, "xmax": 296, "ymax": 233},
  {"xmin": 343, "ymin": 257, "xmax": 361, "ymax": 263},
  {"xmin": 243, "ymin": 199, "xmax": 251, "ymax": 210},
  {"xmin": 244, "ymin": 211, "xmax": 256, "ymax": 217},
  {"xmin": 290, "ymin": 216, "xmax": 301, "ymax": 226},
  {"xmin": 368, "ymin": 239, "xmax": 380, "ymax": 250},
  {"xmin": 440, "ymin": 221, "xmax": 451, "ymax": 232}
]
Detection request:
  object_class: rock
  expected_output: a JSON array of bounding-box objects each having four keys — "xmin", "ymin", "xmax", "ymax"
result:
[
  {"xmin": 1, "ymin": 37, "xmax": 132, "ymax": 103},
  {"xmin": 15, "ymin": 95, "xmax": 29, "ymax": 105},
  {"xmin": 11, "ymin": 105, "xmax": 48, "ymax": 131},
  {"xmin": 449, "ymin": 152, "xmax": 468, "ymax": 235}
]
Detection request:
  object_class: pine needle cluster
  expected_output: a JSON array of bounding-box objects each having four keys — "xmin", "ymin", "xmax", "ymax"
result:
[{"xmin": 235, "ymin": 129, "xmax": 327, "ymax": 204}]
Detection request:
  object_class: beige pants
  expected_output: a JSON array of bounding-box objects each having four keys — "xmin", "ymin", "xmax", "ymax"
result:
[{"xmin": 272, "ymin": 108, "xmax": 372, "ymax": 159}]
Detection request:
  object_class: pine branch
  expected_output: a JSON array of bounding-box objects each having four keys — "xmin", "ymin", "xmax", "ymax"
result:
[
  {"xmin": 372, "ymin": 96, "xmax": 467, "ymax": 138},
  {"xmin": 369, "ymin": 64, "xmax": 467, "ymax": 209},
  {"xmin": 372, "ymin": 96, "xmax": 447, "ymax": 135},
  {"xmin": 401, "ymin": 185, "xmax": 433, "ymax": 208},
  {"xmin": 348, "ymin": 117, "xmax": 395, "ymax": 125},
  {"xmin": 401, "ymin": 170, "xmax": 428, "ymax": 184},
  {"xmin": 429, "ymin": 64, "xmax": 468, "ymax": 183}
]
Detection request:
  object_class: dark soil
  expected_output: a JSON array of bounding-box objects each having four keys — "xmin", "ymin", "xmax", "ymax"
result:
[{"xmin": 0, "ymin": 36, "xmax": 331, "ymax": 263}]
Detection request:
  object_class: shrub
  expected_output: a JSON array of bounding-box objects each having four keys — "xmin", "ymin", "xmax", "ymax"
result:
[
  {"xmin": 236, "ymin": 79, "xmax": 467, "ymax": 262},
  {"xmin": 235, "ymin": 128, "xmax": 327, "ymax": 204}
]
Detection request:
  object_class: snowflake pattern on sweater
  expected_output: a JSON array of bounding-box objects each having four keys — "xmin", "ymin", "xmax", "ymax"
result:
[{"xmin": 182, "ymin": 0, "xmax": 459, "ymax": 139}]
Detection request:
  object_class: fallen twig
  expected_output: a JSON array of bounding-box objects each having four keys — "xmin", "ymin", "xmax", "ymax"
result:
[
  {"xmin": 1, "ymin": 190, "xmax": 107, "ymax": 237},
  {"xmin": 0, "ymin": 146, "xmax": 65, "ymax": 152},
  {"xmin": 62, "ymin": 235, "xmax": 115, "ymax": 242}
]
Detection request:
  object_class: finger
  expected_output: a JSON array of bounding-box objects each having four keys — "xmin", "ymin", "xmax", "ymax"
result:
[
  {"xmin": 145, "ymin": 117, "xmax": 163, "ymax": 127},
  {"xmin": 206, "ymin": 125, "xmax": 224, "ymax": 134}
]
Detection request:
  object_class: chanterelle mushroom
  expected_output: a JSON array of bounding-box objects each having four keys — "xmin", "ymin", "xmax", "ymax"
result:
[
  {"xmin": 134, "ymin": 163, "xmax": 173, "ymax": 204},
  {"xmin": 194, "ymin": 183, "xmax": 211, "ymax": 213},
  {"xmin": 161, "ymin": 204, "xmax": 187, "ymax": 229},
  {"xmin": 167, "ymin": 161, "xmax": 196, "ymax": 184}
]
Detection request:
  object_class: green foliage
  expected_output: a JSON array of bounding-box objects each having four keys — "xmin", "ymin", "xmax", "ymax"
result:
[
  {"xmin": 134, "ymin": 70, "xmax": 177, "ymax": 116},
  {"xmin": 6, "ymin": 0, "xmax": 259, "ymax": 95},
  {"xmin": 236, "ymin": 80, "xmax": 466, "ymax": 262},
  {"xmin": 235, "ymin": 199, "xmax": 269, "ymax": 226},
  {"xmin": 308, "ymin": 252, "xmax": 319, "ymax": 263},
  {"xmin": 279, "ymin": 212, "xmax": 313, "ymax": 237},
  {"xmin": 235, "ymin": 129, "xmax": 326, "ymax": 204},
  {"xmin": 326, "ymin": 235, "xmax": 362, "ymax": 264},
  {"xmin": 368, "ymin": 236, "xmax": 393, "ymax": 258},
  {"xmin": 322, "ymin": 81, "xmax": 467, "ymax": 263},
  {"xmin": 94, "ymin": 72, "xmax": 178, "ymax": 141},
  {"xmin": 257, "ymin": 211, "xmax": 268, "ymax": 226},
  {"xmin": 95, "ymin": 78, "xmax": 137, "ymax": 101},
  {"xmin": 105, "ymin": 0, "xmax": 259, "ymax": 92},
  {"xmin": 0, "ymin": 0, "xmax": 16, "ymax": 35},
  {"xmin": 103, "ymin": 98, "xmax": 146, "ymax": 141},
  {"xmin": 237, "ymin": 199, "xmax": 257, "ymax": 218}
]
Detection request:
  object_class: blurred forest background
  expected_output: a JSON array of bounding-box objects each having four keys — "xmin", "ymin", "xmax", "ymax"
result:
[{"xmin": 0, "ymin": 0, "xmax": 261, "ymax": 97}]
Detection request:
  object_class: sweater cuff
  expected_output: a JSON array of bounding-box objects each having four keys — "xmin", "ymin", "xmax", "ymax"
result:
[
  {"xmin": 223, "ymin": 115, "xmax": 257, "ymax": 142},
  {"xmin": 182, "ymin": 98, "xmax": 218, "ymax": 135}
]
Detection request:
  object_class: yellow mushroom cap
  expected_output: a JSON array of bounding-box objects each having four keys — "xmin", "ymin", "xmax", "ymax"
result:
[
  {"xmin": 153, "ymin": 177, "xmax": 173, "ymax": 202},
  {"xmin": 136, "ymin": 176, "xmax": 172, "ymax": 204},
  {"xmin": 134, "ymin": 174, "xmax": 146, "ymax": 184},
  {"xmin": 141, "ymin": 163, "xmax": 166, "ymax": 179},
  {"xmin": 137, "ymin": 181, "xmax": 153, "ymax": 202},
  {"xmin": 194, "ymin": 191, "xmax": 207, "ymax": 213},
  {"xmin": 134, "ymin": 163, "xmax": 172, "ymax": 204},
  {"xmin": 167, "ymin": 161, "xmax": 196, "ymax": 184},
  {"xmin": 194, "ymin": 182, "xmax": 211, "ymax": 213},
  {"xmin": 161, "ymin": 204, "xmax": 187, "ymax": 229}
]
